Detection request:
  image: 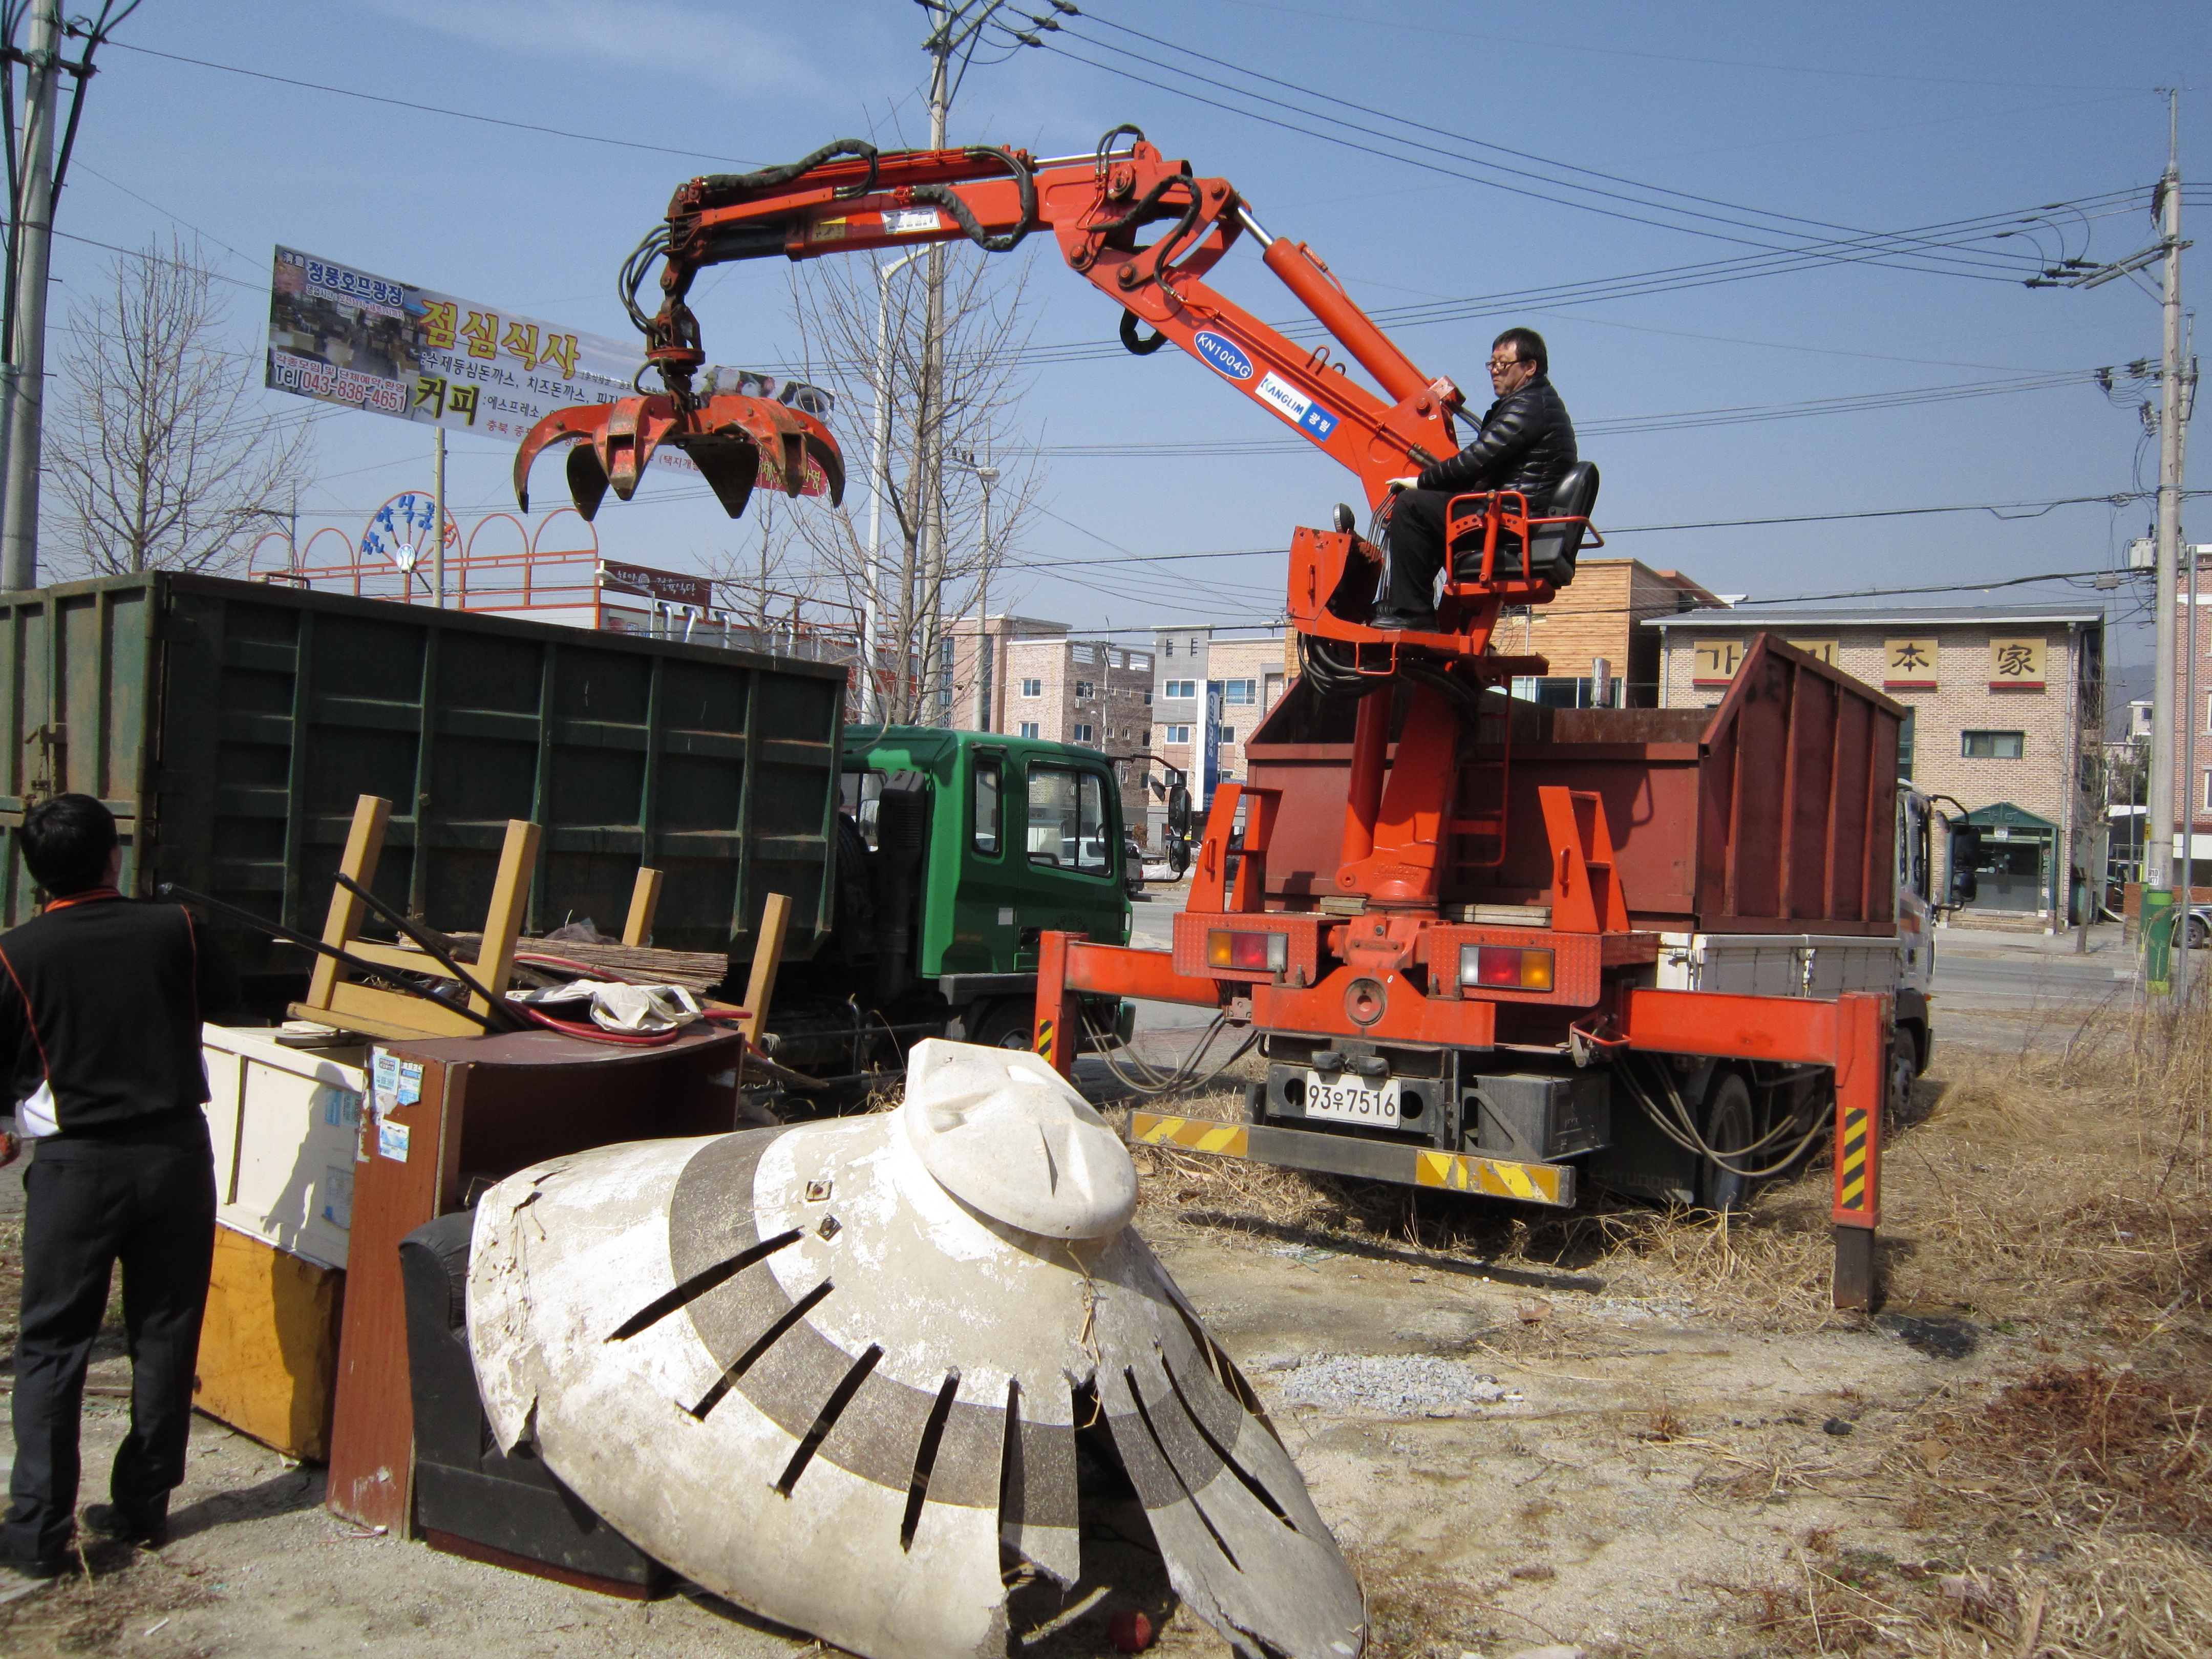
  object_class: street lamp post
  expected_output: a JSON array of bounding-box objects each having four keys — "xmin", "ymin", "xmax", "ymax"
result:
[
  {"xmin": 864, "ymin": 248, "xmax": 928, "ymax": 724},
  {"xmin": 948, "ymin": 453, "xmax": 999, "ymax": 730}
]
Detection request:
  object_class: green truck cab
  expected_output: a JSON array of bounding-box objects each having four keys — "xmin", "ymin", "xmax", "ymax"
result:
[{"xmin": 838, "ymin": 726, "xmax": 1134, "ymax": 1051}]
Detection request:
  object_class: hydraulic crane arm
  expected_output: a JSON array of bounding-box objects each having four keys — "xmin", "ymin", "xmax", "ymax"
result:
[{"xmin": 514, "ymin": 130, "xmax": 1467, "ymax": 519}]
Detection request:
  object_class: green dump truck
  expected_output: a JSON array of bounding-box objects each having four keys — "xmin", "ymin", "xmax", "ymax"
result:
[{"xmin": 0, "ymin": 572, "xmax": 1131, "ymax": 1072}]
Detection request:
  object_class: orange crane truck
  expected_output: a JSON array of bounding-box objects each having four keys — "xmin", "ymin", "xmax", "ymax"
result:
[{"xmin": 512, "ymin": 129, "xmax": 1905, "ymax": 1309}]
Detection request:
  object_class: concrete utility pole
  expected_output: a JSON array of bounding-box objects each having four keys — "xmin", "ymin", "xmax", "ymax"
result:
[
  {"xmin": 912, "ymin": 2, "xmax": 1005, "ymax": 725},
  {"xmin": 2151, "ymin": 91, "xmax": 2185, "ymax": 909},
  {"xmin": 1, "ymin": 0, "xmax": 62, "ymax": 592}
]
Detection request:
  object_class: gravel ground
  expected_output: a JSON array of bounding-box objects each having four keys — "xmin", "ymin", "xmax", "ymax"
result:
[{"xmin": 1263, "ymin": 1353, "xmax": 1522, "ymax": 1416}]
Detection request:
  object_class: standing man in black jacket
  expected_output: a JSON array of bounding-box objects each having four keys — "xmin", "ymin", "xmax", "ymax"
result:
[
  {"xmin": 1372, "ymin": 326, "xmax": 1578, "ymax": 630},
  {"xmin": 1, "ymin": 795, "xmax": 239, "ymax": 1578}
]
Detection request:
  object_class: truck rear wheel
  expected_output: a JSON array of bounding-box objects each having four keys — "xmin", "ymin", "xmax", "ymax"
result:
[{"xmin": 1696, "ymin": 1072, "xmax": 1757, "ymax": 1215}]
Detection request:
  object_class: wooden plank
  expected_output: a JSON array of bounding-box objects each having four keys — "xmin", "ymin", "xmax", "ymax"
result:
[
  {"xmin": 468, "ymin": 820, "xmax": 542, "ymax": 1019},
  {"xmin": 304, "ymin": 796, "xmax": 392, "ymax": 1009},
  {"xmin": 322, "ymin": 982, "xmax": 480, "ymax": 1039},
  {"xmin": 739, "ymin": 891, "xmax": 793, "ymax": 1044},
  {"xmin": 345, "ymin": 940, "xmax": 462, "ymax": 981},
  {"xmin": 622, "ymin": 867, "xmax": 664, "ymax": 947},
  {"xmin": 327, "ymin": 1048, "xmax": 459, "ymax": 1531},
  {"xmin": 194, "ymin": 1227, "xmax": 345, "ymax": 1462}
]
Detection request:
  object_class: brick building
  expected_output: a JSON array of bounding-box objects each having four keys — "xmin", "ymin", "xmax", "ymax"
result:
[
  {"xmin": 1650, "ymin": 603, "xmax": 2106, "ymax": 929},
  {"xmin": 1146, "ymin": 627, "xmax": 1292, "ymax": 846},
  {"xmin": 1493, "ymin": 558, "xmax": 1726, "ymax": 707},
  {"xmin": 2160, "ymin": 550, "xmax": 2212, "ymax": 871}
]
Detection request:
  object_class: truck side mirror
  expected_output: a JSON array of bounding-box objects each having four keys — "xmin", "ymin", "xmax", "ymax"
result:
[
  {"xmin": 1167, "ymin": 784, "xmax": 1192, "ymax": 838},
  {"xmin": 1945, "ymin": 823, "xmax": 1981, "ymax": 907}
]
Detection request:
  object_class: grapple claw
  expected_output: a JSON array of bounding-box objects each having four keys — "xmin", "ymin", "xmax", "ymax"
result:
[{"xmin": 514, "ymin": 393, "xmax": 846, "ymax": 522}]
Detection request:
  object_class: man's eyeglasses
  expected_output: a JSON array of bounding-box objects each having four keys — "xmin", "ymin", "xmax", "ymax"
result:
[{"xmin": 1487, "ymin": 355, "xmax": 1522, "ymax": 372}]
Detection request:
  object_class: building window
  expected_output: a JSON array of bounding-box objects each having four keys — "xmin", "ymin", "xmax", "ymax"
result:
[
  {"xmin": 1961, "ymin": 730, "xmax": 2025, "ymax": 759},
  {"xmin": 1143, "ymin": 690, "xmax": 1153, "ymax": 707},
  {"xmin": 1163, "ymin": 639, "xmax": 1174, "ymax": 657},
  {"xmin": 1164, "ymin": 679, "xmax": 1196, "ymax": 698},
  {"xmin": 1073, "ymin": 723, "xmax": 1095, "ymax": 743},
  {"xmin": 1223, "ymin": 678, "xmax": 1256, "ymax": 705},
  {"xmin": 1898, "ymin": 709, "xmax": 1915, "ymax": 781},
  {"xmin": 1165, "ymin": 725, "xmax": 1192, "ymax": 743},
  {"xmin": 1019, "ymin": 678, "xmax": 1041, "ymax": 698},
  {"xmin": 1264, "ymin": 672, "xmax": 1284, "ymax": 707},
  {"xmin": 2204, "ymin": 770, "xmax": 2212, "ymax": 813},
  {"xmin": 1019, "ymin": 721, "xmax": 1040, "ymax": 738},
  {"xmin": 1074, "ymin": 680, "xmax": 1095, "ymax": 699},
  {"xmin": 972, "ymin": 758, "xmax": 1002, "ymax": 856},
  {"xmin": 1219, "ymin": 726, "xmax": 1236, "ymax": 743}
]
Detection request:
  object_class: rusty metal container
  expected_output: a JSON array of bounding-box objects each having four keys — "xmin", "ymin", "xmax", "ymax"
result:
[{"xmin": 1245, "ymin": 633, "xmax": 1903, "ymax": 936}]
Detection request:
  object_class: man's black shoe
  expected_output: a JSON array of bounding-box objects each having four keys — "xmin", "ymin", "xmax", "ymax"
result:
[
  {"xmin": 0, "ymin": 1545, "xmax": 81, "ymax": 1582},
  {"xmin": 84, "ymin": 1500, "xmax": 167, "ymax": 1547},
  {"xmin": 1369, "ymin": 608, "xmax": 1438, "ymax": 633}
]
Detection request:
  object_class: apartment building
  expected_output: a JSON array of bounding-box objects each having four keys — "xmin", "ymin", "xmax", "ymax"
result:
[
  {"xmin": 1650, "ymin": 603, "xmax": 2107, "ymax": 929},
  {"xmin": 1146, "ymin": 627, "xmax": 1293, "ymax": 845},
  {"xmin": 947, "ymin": 614, "xmax": 1154, "ymax": 828}
]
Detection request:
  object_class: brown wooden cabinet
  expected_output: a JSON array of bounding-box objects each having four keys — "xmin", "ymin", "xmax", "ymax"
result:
[{"xmin": 325, "ymin": 1025, "xmax": 748, "ymax": 1533}]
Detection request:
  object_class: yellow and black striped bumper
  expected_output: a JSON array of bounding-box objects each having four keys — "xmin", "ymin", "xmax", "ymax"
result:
[{"xmin": 1130, "ymin": 1113, "xmax": 1575, "ymax": 1207}]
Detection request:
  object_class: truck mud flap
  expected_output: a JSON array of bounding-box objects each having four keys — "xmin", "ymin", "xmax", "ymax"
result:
[{"xmin": 1130, "ymin": 1112, "xmax": 1574, "ymax": 1207}]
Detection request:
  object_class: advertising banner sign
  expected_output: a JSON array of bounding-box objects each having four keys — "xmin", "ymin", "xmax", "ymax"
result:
[{"xmin": 267, "ymin": 246, "xmax": 645, "ymax": 444}]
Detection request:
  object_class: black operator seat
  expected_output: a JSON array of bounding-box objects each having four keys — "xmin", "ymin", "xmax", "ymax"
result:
[
  {"xmin": 1526, "ymin": 460, "xmax": 1599, "ymax": 588},
  {"xmin": 1451, "ymin": 460, "xmax": 1600, "ymax": 590}
]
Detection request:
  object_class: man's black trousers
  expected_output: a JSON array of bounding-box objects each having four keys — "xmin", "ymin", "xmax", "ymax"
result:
[
  {"xmin": 5, "ymin": 1114, "xmax": 215, "ymax": 1561},
  {"xmin": 1378, "ymin": 487, "xmax": 1523, "ymax": 616}
]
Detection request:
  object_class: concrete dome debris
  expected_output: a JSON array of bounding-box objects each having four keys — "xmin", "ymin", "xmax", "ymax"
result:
[{"xmin": 466, "ymin": 1039, "xmax": 1367, "ymax": 1659}]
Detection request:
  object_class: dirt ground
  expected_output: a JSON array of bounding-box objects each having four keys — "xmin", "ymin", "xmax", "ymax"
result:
[{"xmin": 3, "ymin": 994, "xmax": 2207, "ymax": 1659}]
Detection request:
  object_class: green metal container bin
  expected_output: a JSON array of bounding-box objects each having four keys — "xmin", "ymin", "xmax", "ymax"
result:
[{"xmin": 0, "ymin": 573, "xmax": 845, "ymax": 973}]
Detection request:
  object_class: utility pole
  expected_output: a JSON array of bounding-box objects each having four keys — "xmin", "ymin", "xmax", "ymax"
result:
[
  {"xmin": 431, "ymin": 427, "xmax": 447, "ymax": 607},
  {"xmin": 912, "ymin": 2, "xmax": 1005, "ymax": 725},
  {"xmin": 2153, "ymin": 91, "xmax": 2185, "ymax": 975},
  {"xmin": 1, "ymin": 0, "xmax": 61, "ymax": 591},
  {"xmin": 2036, "ymin": 92, "xmax": 2193, "ymax": 989}
]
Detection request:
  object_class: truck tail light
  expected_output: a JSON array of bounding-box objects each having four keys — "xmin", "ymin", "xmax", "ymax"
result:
[
  {"xmin": 1206, "ymin": 929, "xmax": 1288, "ymax": 973},
  {"xmin": 1460, "ymin": 944, "xmax": 1555, "ymax": 991}
]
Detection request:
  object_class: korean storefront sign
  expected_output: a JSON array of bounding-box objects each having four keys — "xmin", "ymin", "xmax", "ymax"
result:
[
  {"xmin": 1690, "ymin": 637, "xmax": 1742, "ymax": 684},
  {"xmin": 1884, "ymin": 637, "xmax": 1939, "ymax": 688},
  {"xmin": 266, "ymin": 247, "xmax": 650, "ymax": 444},
  {"xmin": 1988, "ymin": 637, "xmax": 2046, "ymax": 690}
]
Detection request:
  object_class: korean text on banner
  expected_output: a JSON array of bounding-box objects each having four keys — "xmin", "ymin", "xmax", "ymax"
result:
[{"xmin": 265, "ymin": 246, "xmax": 642, "ymax": 444}]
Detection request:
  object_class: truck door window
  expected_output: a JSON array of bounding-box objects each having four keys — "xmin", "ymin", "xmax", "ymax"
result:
[
  {"xmin": 1026, "ymin": 765, "xmax": 1109, "ymax": 874},
  {"xmin": 973, "ymin": 759, "xmax": 1003, "ymax": 856},
  {"xmin": 840, "ymin": 769, "xmax": 888, "ymax": 852}
]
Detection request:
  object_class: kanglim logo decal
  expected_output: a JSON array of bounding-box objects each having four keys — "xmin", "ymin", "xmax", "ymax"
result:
[{"xmin": 1192, "ymin": 329, "xmax": 1254, "ymax": 381}]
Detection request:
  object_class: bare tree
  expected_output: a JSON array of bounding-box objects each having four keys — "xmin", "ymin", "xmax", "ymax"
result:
[
  {"xmin": 778, "ymin": 241, "xmax": 1046, "ymax": 725},
  {"xmin": 48, "ymin": 237, "xmax": 313, "ymax": 576}
]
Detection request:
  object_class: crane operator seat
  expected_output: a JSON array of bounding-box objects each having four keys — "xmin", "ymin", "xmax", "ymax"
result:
[{"xmin": 1452, "ymin": 460, "xmax": 1600, "ymax": 590}]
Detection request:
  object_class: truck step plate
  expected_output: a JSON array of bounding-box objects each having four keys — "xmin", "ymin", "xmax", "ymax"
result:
[{"xmin": 1129, "ymin": 1113, "xmax": 1573, "ymax": 1207}]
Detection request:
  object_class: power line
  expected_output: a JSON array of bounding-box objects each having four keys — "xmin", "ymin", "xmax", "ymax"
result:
[
  {"xmin": 1007, "ymin": 23, "xmax": 2082, "ymax": 288},
  {"xmin": 106, "ymin": 41, "xmax": 766, "ymax": 167},
  {"xmin": 1190, "ymin": 0, "xmax": 2147, "ymax": 94},
  {"xmin": 1059, "ymin": 11, "xmax": 2052, "ymax": 279}
]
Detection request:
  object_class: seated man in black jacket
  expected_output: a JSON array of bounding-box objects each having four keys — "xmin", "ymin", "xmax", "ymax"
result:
[
  {"xmin": 1, "ymin": 795, "xmax": 239, "ymax": 1578},
  {"xmin": 1372, "ymin": 326, "xmax": 1578, "ymax": 630}
]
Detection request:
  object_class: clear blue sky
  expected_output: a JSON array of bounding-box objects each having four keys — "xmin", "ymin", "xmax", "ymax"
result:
[{"xmin": 47, "ymin": 0, "xmax": 2208, "ymax": 659}]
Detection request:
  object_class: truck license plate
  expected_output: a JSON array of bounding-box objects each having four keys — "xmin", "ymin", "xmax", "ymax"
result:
[{"xmin": 1303, "ymin": 1072, "xmax": 1401, "ymax": 1126}]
